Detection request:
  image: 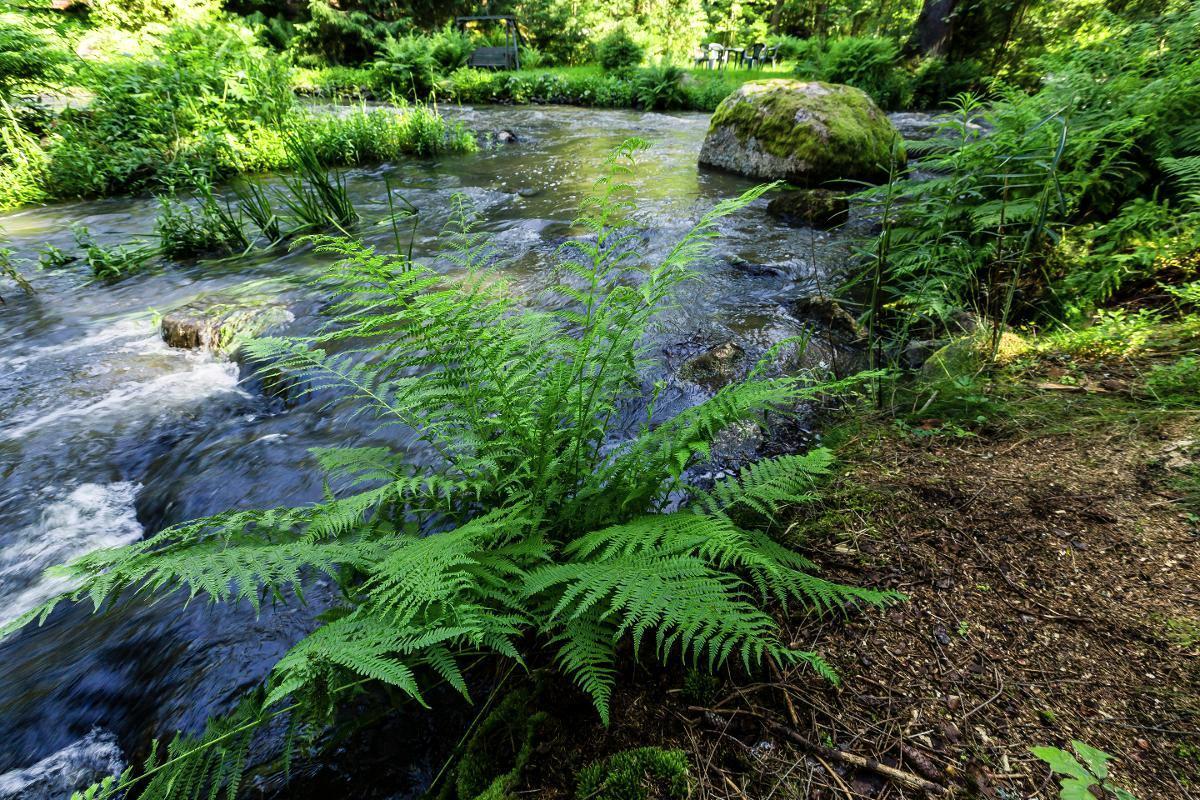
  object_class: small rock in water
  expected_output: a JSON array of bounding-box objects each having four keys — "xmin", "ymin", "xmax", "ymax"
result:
[
  {"xmin": 496, "ymin": 129, "xmax": 518, "ymax": 144},
  {"xmin": 790, "ymin": 294, "xmax": 864, "ymax": 339},
  {"xmin": 678, "ymin": 341, "xmax": 747, "ymax": 390},
  {"xmin": 767, "ymin": 189, "xmax": 849, "ymax": 229},
  {"xmin": 728, "ymin": 256, "xmax": 786, "ymax": 277},
  {"xmin": 0, "ymin": 729, "xmax": 124, "ymax": 800},
  {"xmin": 161, "ymin": 295, "xmax": 293, "ymax": 355}
]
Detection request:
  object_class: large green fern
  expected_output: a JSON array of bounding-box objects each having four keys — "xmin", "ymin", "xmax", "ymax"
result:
[{"xmin": 4, "ymin": 139, "xmax": 897, "ymax": 800}]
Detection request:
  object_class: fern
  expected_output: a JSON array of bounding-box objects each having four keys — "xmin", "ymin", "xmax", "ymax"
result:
[{"xmin": 11, "ymin": 140, "xmax": 897, "ymax": 797}]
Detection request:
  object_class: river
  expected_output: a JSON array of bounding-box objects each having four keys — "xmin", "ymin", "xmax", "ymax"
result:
[{"xmin": 0, "ymin": 104, "xmax": 923, "ymax": 797}]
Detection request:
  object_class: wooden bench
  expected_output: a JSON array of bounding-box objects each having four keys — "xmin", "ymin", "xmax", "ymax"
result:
[{"xmin": 468, "ymin": 47, "xmax": 515, "ymax": 69}]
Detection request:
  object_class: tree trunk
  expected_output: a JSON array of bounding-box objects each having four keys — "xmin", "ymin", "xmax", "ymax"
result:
[{"xmin": 907, "ymin": 0, "xmax": 958, "ymax": 56}]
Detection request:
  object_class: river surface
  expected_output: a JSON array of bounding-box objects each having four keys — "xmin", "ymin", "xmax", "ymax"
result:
[{"xmin": 0, "ymin": 105, "xmax": 922, "ymax": 796}]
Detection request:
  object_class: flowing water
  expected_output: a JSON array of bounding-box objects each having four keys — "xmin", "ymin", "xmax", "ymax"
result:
[{"xmin": 0, "ymin": 105, "xmax": 930, "ymax": 796}]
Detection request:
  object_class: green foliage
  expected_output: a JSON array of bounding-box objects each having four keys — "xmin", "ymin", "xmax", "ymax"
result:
[
  {"xmin": 291, "ymin": 0, "xmax": 400, "ymax": 65},
  {"xmin": 156, "ymin": 177, "xmax": 250, "ymax": 259},
  {"xmin": 1143, "ymin": 356, "xmax": 1200, "ymax": 407},
  {"xmin": 74, "ymin": 226, "xmax": 159, "ymax": 280},
  {"xmin": 597, "ymin": 27, "xmax": 644, "ymax": 73},
  {"xmin": 0, "ymin": 244, "xmax": 33, "ymax": 302},
  {"xmin": 850, "ymin": 6, "xmax": 1200, "ymax": 358},
  {"xmin": 442, "ymin": 65, "xmax": 749, "ymax": 112},
  {"xmin": 85, "ymin": 0, "xmax": 219, "ymax": 29},
  {"xmin": 910, "ymin": 56, "xmax": 985, "ymax": 110},
  {"xmin": 9, "ymin": 143, "xmax": 897, "ymax": 798},
  {"xmin": 631, "ymin": 64, "xmax": 685, "ymax": 111},
  {"xmin": 453, "ymin": 689, "xmax": 546, "ymax": 800},
  {"xmin": 275, "ymin": 135, "xmax": 358, "ymax": 234},
  {"xmin": 820, "ymin": 36, "xmax": 909, "ymax": 110},
  {"xmin": 575, "ymin": 747, "xmax": 690, "ymax": 800},
  {"xmin": 372, "ymin": 34, "xmax": 438, "ymax": 96},
  {"xmin": 1032, "ymin": 741, "xmax": 1139, "ymax": 800},
  {"xmin": 0, "ymin": 16, "xmax": 70, "ymax": 98}
]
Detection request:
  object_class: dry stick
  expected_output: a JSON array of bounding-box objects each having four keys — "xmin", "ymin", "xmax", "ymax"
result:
[
  {"xmin": 811, "ymin": 752, "xmax": 857, "ymax": 799},
  {"xmin": 759, "ymin": 718, "xmax": 951, "ymax": 797}
]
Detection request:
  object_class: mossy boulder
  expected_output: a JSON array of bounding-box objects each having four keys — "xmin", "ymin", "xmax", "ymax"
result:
[
  {"xmin": 160, "ymin": 295, "xmax": 293, "ymax": 355},
  {"xmin": 767, "ymin": 188, "xmax": 850, "ymax": 228},
  {"xmin": 699, "ymin": 80, "xmax": 900, "ymax": 185}
]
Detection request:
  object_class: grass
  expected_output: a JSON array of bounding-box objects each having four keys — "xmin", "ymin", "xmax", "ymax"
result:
[{"xmin": 291, "ymin": 62, "xmax": 798, "ymax": 112}]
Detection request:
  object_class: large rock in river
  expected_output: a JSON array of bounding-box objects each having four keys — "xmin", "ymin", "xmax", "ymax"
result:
[{"xmin": 699, "ymin": 80, "xmax": 899, "ymax": 185}]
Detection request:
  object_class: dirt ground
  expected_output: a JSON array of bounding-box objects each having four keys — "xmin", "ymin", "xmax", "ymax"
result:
[{"xmin": 522, "ymin": 393, "xmax": 1200, "ymax": 800}]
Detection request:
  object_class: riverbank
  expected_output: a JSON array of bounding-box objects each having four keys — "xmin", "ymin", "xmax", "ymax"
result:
[{"xmin": 455, "ymin": 317, "xmax": 1200, "ymax": 799}]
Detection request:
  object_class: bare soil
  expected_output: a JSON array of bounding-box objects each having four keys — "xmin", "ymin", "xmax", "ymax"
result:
[{"xmin": 521, "ymin": 394, "xmax": 1200, "ymax": 799}]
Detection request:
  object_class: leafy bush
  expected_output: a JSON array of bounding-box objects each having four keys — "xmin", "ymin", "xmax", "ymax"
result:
[
  {"xmin": 632, "ymin": 64, "xmax": 685, "ymax": 110},
  {"xmin": 372, "ymin": 33, "xmax": 438, "ymax": 96},
  {"xmin": 850, "ymin": 6, "xmax": 1200, "ymax": 353},
  {"xmin": 576, "ymin": 748, "xmax": 690, "ymax": 800},
  {"xmin": 291, "ymin": 0, "xmax": 399, "ymax": 65},
  {"xmin": 7, "ymin": 143, "xmax": 896, "ymax": 798},
  {"xmin": 910, "ymin": 56, "xmax": 985, "ymax": 110},
  {"xmin": 0, "ymin": 18, "xmax": 70, "ymax": 98},
  {"xmin": 428, "ymin": 23, "xmax": 474, "ymax": 73},
  {"xmin": 812, "ymin": 36, "xmax": 909, "ymax": 109},
  {"xmin": 597, "ymin": 27, "xmax": 643, "ymax": 72}
]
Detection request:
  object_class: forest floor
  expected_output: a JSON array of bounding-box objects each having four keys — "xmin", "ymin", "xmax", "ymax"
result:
[{"xmin": 514, "ymin": 347, "xmax": 1200, "ymax": 800}]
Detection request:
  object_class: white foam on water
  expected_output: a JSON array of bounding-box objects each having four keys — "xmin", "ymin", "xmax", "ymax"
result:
[
  {"xmin": 0, "ymin": 483, "xmax": 143, "ymax": 628},
  {"xmin": 0, "ymin": 356, "xmax": 242, "ymax": 440},
  {"xmin": 0, "ymin": 728, "xmax": 124, "ymax": 800}
]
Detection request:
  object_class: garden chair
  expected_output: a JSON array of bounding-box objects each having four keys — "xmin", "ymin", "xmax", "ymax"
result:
[
  {"xmin": 744, "ymin": 43, "xmax": 767, "ymax": 69},
  {"xmin": 703, "ymin": 43, "xmax": 726, "ymax": 70},
  {"xmin": 764, "ymin": 44, "xmax": 780, "ymax": 67}
]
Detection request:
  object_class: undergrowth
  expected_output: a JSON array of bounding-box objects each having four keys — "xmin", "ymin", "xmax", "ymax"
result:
[{"xmin": 2, "ymin": 141, "xmax": 897, "ymax": 799}]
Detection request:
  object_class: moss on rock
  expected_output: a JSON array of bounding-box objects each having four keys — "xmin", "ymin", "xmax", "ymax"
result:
[
  {"xmin": 160, "ymin": 295, "xmax": 293, "ymax": 355},
  {"xmin": 452, "ymin": 689, "xmax": 548, "ymax": 800},
  {"xmin": 575, "ymin": 747, "xmax": 691, "ymax": 800},
  {"xmin": 699, "ymin": 80, "xmax": 900, "ymax": 185}
]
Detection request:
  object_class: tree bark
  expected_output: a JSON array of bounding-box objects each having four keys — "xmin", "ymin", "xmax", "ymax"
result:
[{"xmin": 907, "ymin": 0, "xmax": 958, "ymax": 56}]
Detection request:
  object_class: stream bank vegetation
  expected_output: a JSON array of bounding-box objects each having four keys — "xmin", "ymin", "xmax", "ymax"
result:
[
  {"xmin": 0, "ymin": 1, "xmax": 1198, "ymax": 798},
  {"xmin": 3, "ymin": 143, "xmax": 900, "ymax": 799}
]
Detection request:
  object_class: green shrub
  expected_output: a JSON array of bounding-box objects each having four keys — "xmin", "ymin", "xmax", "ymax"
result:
[
  {"xmin": 1144, "ymin": 356, "xmax": 1200, "ymax": 407},
  {"xmin": 910, "ymin": 56, "xmax": 985, "ymax": 109},
  {"xmin": 597, "ymin": 27, "xmax": 644, "ymax": 72},
  {"xmin": 10, "ymin": 144, "xmax": 897, "ymax": 798},
  {"xmin": 372, "ymin": 33, "xmax": 438, "ymax": 96},
  {"xmin": 820, "ymin": 36, "xmax": 908, "ymax": 109},
  {"xmin": 632, "ymin": 64, "xmax": 685, "ymax": 110},
  {"xmin": 291, "ymin": 0, "xmax": 399, "ymax": 65},
  {"xmin": 429, "ymin": 23, "xmax": 474, "ymax": 73},
  {"xmin": 0, "ymin": 18, "xmax": 70, "ymax": 98},
  {"xmin": 576, "ymin": 748, "xmax": 690, "ymax": 800}
]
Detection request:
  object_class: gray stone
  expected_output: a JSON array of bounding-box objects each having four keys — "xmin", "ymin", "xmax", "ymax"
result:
[
  {"xmin": 161, "ymin": 295, "xmax": 293, "ymax": 355},
  {"xmin": 678, "ymin": 341, "xmax": 747, "ymax": 390},
  {"xmin": 699, "ymin": 80, "xmax": 901, "ymax": 185}
]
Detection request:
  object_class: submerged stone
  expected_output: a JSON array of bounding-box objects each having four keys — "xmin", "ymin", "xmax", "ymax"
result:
[
  {"xmin": 790, "ymin": 294, "xmax": 864, "ymax": 339},
  {"xmin": 767, "ymin": 188, "xmax": 850, "ymax": 228},
  {"xmin": 160, "ymin": 295, "xmax": 293, "ymax": 355},
  {"xmin": 678, "ymin": 341, "xmax": 747, "ymax": 390},
  {"xmin": 699, "ymin": 80, "xmax": 900, "ymax": 186}
]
